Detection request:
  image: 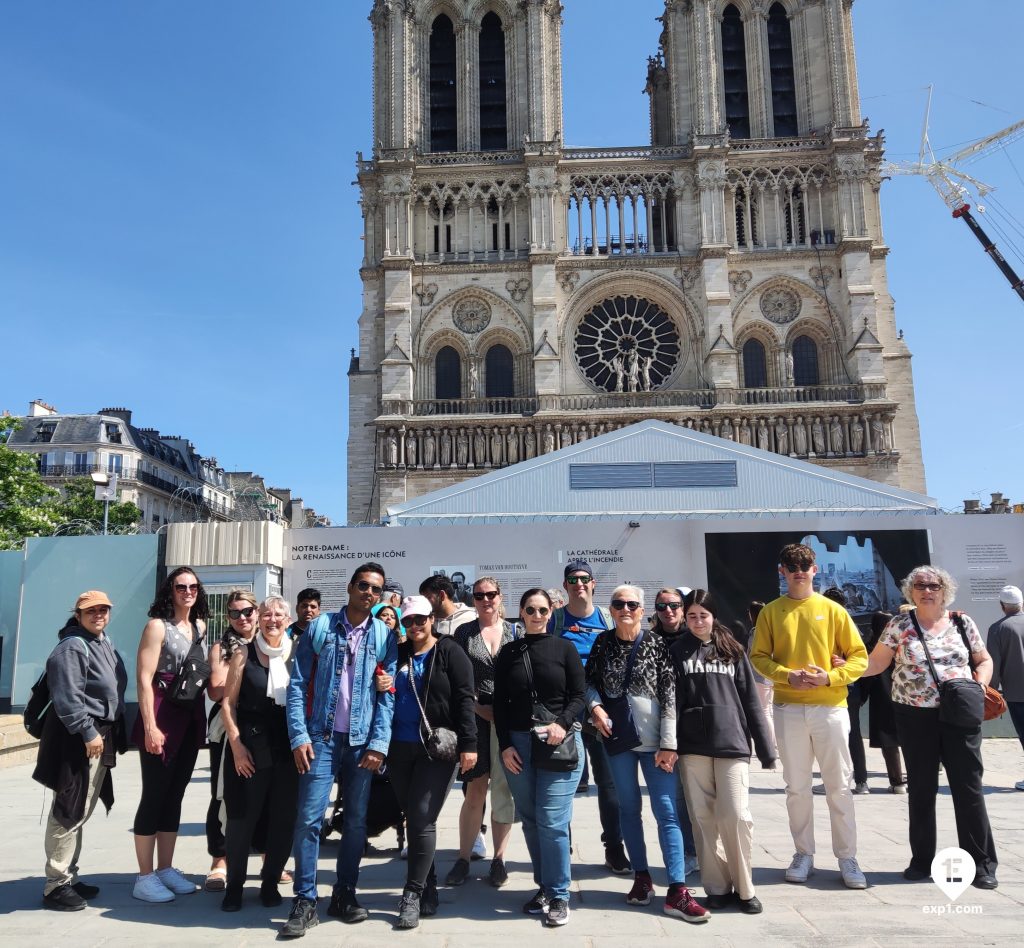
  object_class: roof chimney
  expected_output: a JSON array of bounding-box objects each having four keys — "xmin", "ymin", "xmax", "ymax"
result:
[{"xmin": 28, "ymin": 399, "xmax": 58, "ymax": 417}]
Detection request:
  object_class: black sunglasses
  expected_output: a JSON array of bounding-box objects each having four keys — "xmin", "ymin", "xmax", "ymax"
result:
[
  {"xmin": 611, "ymin": 599, "xmax": 641, "ymax": 611},
  {"xmin": 473, "ymin": 590, "xmax": 500, "ymax": 601},
  {"xmin": 401, "ymin": 614, "xmax": 430, "ymax": 629},
  {"xmin": 355, "ymin": 580, "xmax": 383, "ymax": 595},
  {"xmin": 175, "ymin": 583, "xmax": 199, "ymax": 593},
  {"xmin": 655, "ymin": 601, "xmax": 682, "ymax": 611},
  {"xmin": 523, "ymin": 605, "xmax": 550, "ymax": 617},
  {"xmin": 228, "ymin": 606, "xmax": 256, "ymax": 620},
  {"xmin": 565, "ymin": 575, "xmax": 591, "ymax": 585}
]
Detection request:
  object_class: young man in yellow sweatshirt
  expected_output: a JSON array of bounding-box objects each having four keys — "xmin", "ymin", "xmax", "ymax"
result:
[{"xmin": 750, "ymin": 543, "xmax": 868, "ymax": 890}]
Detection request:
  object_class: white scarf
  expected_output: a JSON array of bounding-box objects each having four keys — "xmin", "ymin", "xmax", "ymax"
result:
[{"xmin": 255, "ymin": 632, "xmax": 293, "ymax": 706}]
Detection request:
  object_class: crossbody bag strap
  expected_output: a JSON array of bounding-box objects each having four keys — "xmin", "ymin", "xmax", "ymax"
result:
[
  {"xmin": 908, "ymin": 609, "xmax": 944, "ymax": 689},
  {"xmin": 407, "ymin": 650, "xmax": 435, "ymax": 739},
  {"xmin": 949, "ymin": 612, "xmax": 976, "ymax": 670},
  {"xmin": 520, "ymin": 641, "xmax": 539, "ymax": 703},
  {"xmin": 622, "ymin": 632, "xmax": 644, "ymax": 694}
]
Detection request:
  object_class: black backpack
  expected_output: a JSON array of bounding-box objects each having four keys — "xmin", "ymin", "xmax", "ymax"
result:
[{"xmin": 23, "ymin": 637, "xmax": 90, "ymax": 739}]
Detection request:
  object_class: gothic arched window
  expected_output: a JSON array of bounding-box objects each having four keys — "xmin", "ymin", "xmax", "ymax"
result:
[
  {"xmin": 742, "ymin": 339, "xmax": 768, "ymax": 388},
  {"xmin": 784, "ymin": 186, "xmax": 806, "ymax": 245},
  {"xmin": 479, "ymin": 12, "xmax": 508, "ymax": 151},
  {"xmin": 767, "ymin": 3, "xmax": 798, "ymax": 137},
  {"xmin": 435, "ymin": 346, "xmax": 462, "ymax": 399},
  {"xmin": 721, "ymin": 5, "xmax": 750, "ymax": 139},
  {"xmin": 485, "ymin": 344, "xmax": 514, "ymax": 397},
  {"xmin": 735, "ymin": 186, "xmax": 758, "ymax": 248},
  {"xmin": 792, "ymin": 335, "xmax": 820, "ymax": 386},
  {"xmin": 430, "ymin": 15, "xmax": 457, "ymax": 153}
]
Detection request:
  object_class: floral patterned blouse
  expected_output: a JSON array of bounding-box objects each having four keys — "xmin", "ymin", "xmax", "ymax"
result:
[{"xmin": 879, "ymin": 611, "xmax": 984, "ymax": 708}]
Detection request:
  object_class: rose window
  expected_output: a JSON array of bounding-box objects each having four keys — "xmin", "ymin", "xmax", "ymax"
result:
[{"xmin": 573, "ymin": 295, "xmax": 681, "ymax": 393}]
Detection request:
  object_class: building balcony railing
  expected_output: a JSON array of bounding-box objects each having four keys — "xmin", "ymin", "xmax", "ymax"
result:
[{"xmin": 384, "ymin": 383, "xmax": 886, "ymax": 419}]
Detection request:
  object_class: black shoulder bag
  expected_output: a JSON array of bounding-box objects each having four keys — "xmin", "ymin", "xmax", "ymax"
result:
[
  {"xmin": 522, "ymin": 643, "xmax": 580, "ymax": 772},
  {"xmin": 597, "ymin": 632, "xmax": 644, "ymax": 756},
  {"xmin": 408, "ymin": 650, "xmax": 459, "ymax": 763},
  {"xmin": 161, "ymin": 624, "xmax": 212, "ymax": 708},
  {"xmin": 909, "ymin": 610, "xmax": 984, "ymax": 730}
]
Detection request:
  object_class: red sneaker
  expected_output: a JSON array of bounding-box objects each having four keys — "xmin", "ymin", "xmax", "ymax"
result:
[
  {"xmin": 663, "ymin": 885, "xmax": 710, "ymax": 924},
  {"xmin": 626, "ymin": 871, "xmax": 654, "ymax": 906}
]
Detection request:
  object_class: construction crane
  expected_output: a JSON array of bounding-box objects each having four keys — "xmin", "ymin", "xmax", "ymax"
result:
[{"xmin": 882, "ymin": 85, "xmax": 1024, "ymax": 302}]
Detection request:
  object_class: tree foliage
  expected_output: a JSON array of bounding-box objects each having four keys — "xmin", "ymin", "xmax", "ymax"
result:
[
  {"xmin": 55, "ymin": 477, "xmax": 142, "ymax": 535},
  {"xmin": 0, "ymin": 417, "xmax": 59, "ymax": 549}
]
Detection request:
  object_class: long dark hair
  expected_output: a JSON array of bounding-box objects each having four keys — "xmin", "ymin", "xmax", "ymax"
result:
[
  {"xmin": 149, "ymin": 566, "xmax": 209, "ymax": 623},
  {"xmin": 865, "ymin": 610, "xmax": 893, "ymax": 652},
  {"xmin": 682, "ymin": 589, "xmax": 746, "ymax": 663}
]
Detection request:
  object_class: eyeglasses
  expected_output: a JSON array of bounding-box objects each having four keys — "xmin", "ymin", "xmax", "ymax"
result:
[
  {"xmin": 655, "ymin": 601, "xmax": 682, "ymax": 611},
  {"xmin": 473, "ymin": 590, "xmax": 500, "ymax": 601},
  {"xmin": 523, "ymin": 605, "xmax": 550, "ymax": 617},
  {"xmin": 228, "ymin": 606, "xmax": 256, "ymax": 620},
  {"xmin": 401, "ymin": 614, "xmax": 430, "ymax": 629},
  {"xmin": 611, "ymin": 599, "xmax": 641, "ymax": 611},
  {"xmin": 913, "ymin": 582, "xmax": 943, "ymax": 592},
  {"xmin": 175, "ymin": 583, "xmax": 199, "ymax": 594},
  {"xmin": 355, "ymin": 580, "xmax": 383, "ymax": 595},
  {"xmin": 566, "ymin": 575, "xmax": 591, "ymax": 585}
]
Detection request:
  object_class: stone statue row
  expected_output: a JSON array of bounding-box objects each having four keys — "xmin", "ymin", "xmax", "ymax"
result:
[{"xmin": 379, "ymin": 412, "xmax": 894, "ymax": 471}]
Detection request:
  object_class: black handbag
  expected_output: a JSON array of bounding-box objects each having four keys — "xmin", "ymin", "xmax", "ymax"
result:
[
  {"xmin": 521, "ymin": 645, "xmax": 580, "ymax": 772},
  {"xmin": 408, "ymin": 651, "xmax": 459, "ymax": 763},
  {"xmin": 909, "ymin": 610, "xmax": 984, "ymax": 730},
  {"xmin": 161, "ymin": 626, "xmax": 211, "ymax": 708},
  {"xmin": 597, "ymin": 632, "xmax": 644, "ymax": 756}
]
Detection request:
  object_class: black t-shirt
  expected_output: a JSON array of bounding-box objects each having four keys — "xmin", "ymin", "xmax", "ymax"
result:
[{"xmin": 492, "ymin": 633, "xmax": 585, "ymax": 750}]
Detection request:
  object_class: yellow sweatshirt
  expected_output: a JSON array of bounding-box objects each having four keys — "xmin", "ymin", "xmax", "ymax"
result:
[{"xmin": 751, "ymin": 593, "xmax": 867, "ymax": 706}]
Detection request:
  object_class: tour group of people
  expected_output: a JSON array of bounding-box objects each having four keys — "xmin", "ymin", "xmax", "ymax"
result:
[{"xmin": 34, "ymin": 543, "xmax": 1005, "ymax": 933}]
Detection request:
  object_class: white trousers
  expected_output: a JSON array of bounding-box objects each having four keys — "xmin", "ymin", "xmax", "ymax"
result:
[{"xmin": 774, "ymin": 703, "xmax": 856, "ymax": 859}]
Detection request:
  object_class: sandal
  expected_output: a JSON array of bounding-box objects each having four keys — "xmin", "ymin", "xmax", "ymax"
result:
[
  {"xmin": 279, "ymin": 869, "xmax": 293, "ymax": 884},
  {"xmin": 205, "ymin": 866, "xmax": 227, "ymax": 892}
]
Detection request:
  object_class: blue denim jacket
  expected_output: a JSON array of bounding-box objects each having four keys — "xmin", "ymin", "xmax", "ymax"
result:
[{"xmin": 286, "ymin": 608, "xmax": 397, "ymax": 754}]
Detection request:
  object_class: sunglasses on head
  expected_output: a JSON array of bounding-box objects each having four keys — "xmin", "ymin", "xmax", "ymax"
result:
[
  {"xmin": 523, "ymin": 605, "xmax": 550, "ymax": 617},
  {"xmin": 355, "ymin": 580, "xmax": 383, "ymax": 595},
  {"xmin": 401, "ymin": 614, "xmax": 430, "ymax": 629},
  {"xmin": 473, "ymin": 590, "xmax": 500, "ymax": 601},
  {"xmin": 655, "ymin": 601, "xmax": 682, "ymax": 611},
  {"xmin": 565, "ymin": 575, "xmax": 591, "ymax": 585},
  {"xmin": 175, "ymin": 583, "xmax": 199, "ymax": 593},
  {"xmin": 611, "ymin": 599, "xmax": 641, "ymax": 611},
  {"xmin": 913, "ymin": 582, "xmax": 942, "ymax": 592},
  {"xmin": 228, "ymin": 606, "xmax": 256, "ymax": 620}
]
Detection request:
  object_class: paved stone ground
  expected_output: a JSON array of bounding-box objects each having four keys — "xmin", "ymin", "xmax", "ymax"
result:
[{"xmin": 1, "ymin": 740, "xmax": 1022, "ymax": 946}]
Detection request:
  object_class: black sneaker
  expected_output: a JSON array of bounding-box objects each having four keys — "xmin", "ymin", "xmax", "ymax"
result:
[
  {"xmin": 395, "ymin": 889, "xmax": 420, "ymax": 930},
  {"xmin": 420, "ymin": 878, "xmax": 439, "ymax": 917},
  {"xmin": 43, "ymin": 883, "xmax": 87, "ymax": 912},
  {"xmin": 72, "ymin": 881, "xmax": 99, "ymax": 899},
  {"xmin": 523, "ymin": 887, "xmax": 549, "ymax": 915},
  {"xmin": 327, "ymin": 886, "xmax": 369, "ymax": 923},
  {"xmin": 737, "ymin": 895, "xmax": 763, "ymax": 915},
  {"xmin": 279, "ymin": 897, "xmax": 319, "ymax": 938},
  {"xmin": 545, "ymin": 898, "xmax": 570, "ymax": 927},
  {"xmin": 488, "ymin": 857, "xmax": 509, "ymax": 888},
  {"xmin": 445, "ymin": 858, "xmax": 470, "ymax": 886},
  {"xmin": 704, "ymin": 891, "xmax": 733, "ymax": 910},
  {"xmin": 604, "ymin": 842, "xmax": 631, "ymax": 875}
]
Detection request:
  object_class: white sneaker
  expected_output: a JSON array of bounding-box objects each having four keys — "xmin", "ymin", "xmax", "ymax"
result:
[
  {"xmin": 785, "ymin": 853, "xmax": 814, "ymax": 883},
  {"xmin": 1015, "ymin": 779, "xmax": 1024, "ymax": 792},
  {"xmin": 684, "ymin": 854, "xmax": 700, "ymax": 877},
  {"xmin": 471, "ymin": 832, "xmax": 487, "ymax": 861},
  {"xmin": 155, "ymin": 867, "xmax": 199, "ymax": 895},
  {"xmin": 838, "ymin": 857, "xmax": 867, "ymax": 889},
  {"xmin": 133, "ymin": 872, "xmax": 175, "ymax": 903}
]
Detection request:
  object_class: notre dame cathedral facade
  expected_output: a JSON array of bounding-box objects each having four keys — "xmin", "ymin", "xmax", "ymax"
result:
[{"xmin": 348, "ymin": 0, "xmax": 925, "ymax": 523}]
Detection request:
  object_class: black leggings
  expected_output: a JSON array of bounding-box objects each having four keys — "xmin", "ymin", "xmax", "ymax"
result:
[
  {"xmin": 222, "ymin": 746, "xmax": 299, "ymax": 894},
  {"xmin": 388, "ymin": 741, "xmax": 457, "ymax": 893},
  {"xmin": 133, "ymin": 727, "xmax": 201, "ymax": 836},
  {"xmin": 206, "ymin": 740, "xmax": 226, "ymax": 858}
]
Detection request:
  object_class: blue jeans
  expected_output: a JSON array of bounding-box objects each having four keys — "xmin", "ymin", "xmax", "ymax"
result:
[
  {"xmin": 292, "ymin": 733, "xmax": 373, "ymax": 900},
  {"xmin": 676, "ymin": 783, "xmax": 697, "ymax": 857},
  {"xmin": 606, "ymin": 749, "xmax": 685, "ymax": 884},
  {"xmin": 1008, "ymin": 701, "xmax": 1024, "ymax": 753},
  {"xmin": 502, "ymin": 729, "xmax": 583, "ymax": 901}
]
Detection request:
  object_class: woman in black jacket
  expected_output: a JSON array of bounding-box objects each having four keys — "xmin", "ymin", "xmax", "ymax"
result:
[
  {"xmin": 35, "ymin": 590, "xmax": 127, "ymax": 912},
  {"xmin": 671, "ymin": 590, "xmax": 775, "ymax": 915},
  {"xmin": 384, "ymin": 595, "xmax": 477, "ymax": 930}
]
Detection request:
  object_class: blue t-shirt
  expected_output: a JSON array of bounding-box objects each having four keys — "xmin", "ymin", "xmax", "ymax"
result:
[
  {"xmin": 393, "ymin": 648, "xmax": 432, "ymax": 743},
  {"xmin": 548, "ymin": 606, "xmax": 612, "ymax": 662}
]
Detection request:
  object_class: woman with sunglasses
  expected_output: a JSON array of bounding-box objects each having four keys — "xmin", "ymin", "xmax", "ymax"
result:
[
  {"xmin": 862, "ymin": 566, "xmax": 998, "ymax": 889},
  {"xmin": 203, "ymin": 590, "xmax": 259, "ymax": 892},
  {"xmin": 219, "ymin": 597, "xmax": 299, "ymax": 911},
  {"xmin": 494, "ymin": 588, "xmax": 585, "ymax": 928},
  {"xmin": 384, "ymin": 595, "xmax": 477, "ymax": 929},
  {"xmin": 586, "ymin": 586, "xmax": 706, "ymax": 923},
  {"xmin": 446, "ymin": 577, "xmax": 518, "ymax": 889},
  {"xmin": 672, "ymin": 590, "xmax": 775, "ymax": 916},
  {"xmin": 132, "ymin": 567, "xmax": 209, "ymax": 903}
]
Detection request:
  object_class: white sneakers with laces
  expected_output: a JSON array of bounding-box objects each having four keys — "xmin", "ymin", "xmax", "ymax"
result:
[
  {"xmin": 155, "ymin": 866, "xmax": 199, "ymax": 895},
  {"xmin": 838, "ymin": 857, "xmax": 867, "ymax": 889},
  {"xmin": 132, "ymin": 872, "xmax": 175, "ymax": 903},
  {"xmin": 784, "ymin": 852, "xmax": 814, "ymax": 883}
]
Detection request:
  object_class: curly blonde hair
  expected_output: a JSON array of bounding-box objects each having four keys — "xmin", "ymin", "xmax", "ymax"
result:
[{"xmin": 900, "ymin": 565, "xmax": 958, "ymax": 609}]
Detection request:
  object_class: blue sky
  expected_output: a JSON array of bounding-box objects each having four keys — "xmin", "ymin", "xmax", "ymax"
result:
[{"xmin": 3, "ymin": 1, "xmax": 1023, "ymax": 522}]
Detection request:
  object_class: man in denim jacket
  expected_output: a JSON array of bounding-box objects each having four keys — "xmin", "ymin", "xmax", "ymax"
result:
[{"xmin": 281, "ymin": 562, "xmax": 398, "ymax": 938}]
